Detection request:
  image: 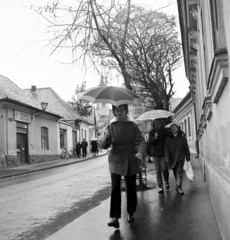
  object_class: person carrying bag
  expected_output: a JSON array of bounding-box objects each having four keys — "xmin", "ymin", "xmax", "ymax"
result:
[{"xmin": 164, "ymin": 122, "xmax": 190, "ymax": 195}]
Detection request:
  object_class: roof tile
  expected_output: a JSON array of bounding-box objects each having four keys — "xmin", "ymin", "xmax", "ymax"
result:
[
  {"xmin": 0, "ymin": 75, "xmax": 42, "ymax": 109},
  {"xmin": 0, "ymin": 75, "xmax": 60, "ymax": 116}
]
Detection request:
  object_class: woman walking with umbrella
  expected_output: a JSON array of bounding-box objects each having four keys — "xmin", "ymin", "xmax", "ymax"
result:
[
  {"xmin": 100, "ymin": 104, "xmax": 146, "ymax": 228},
  {"xmin": 147, "ymin": 119, "xmax": 169, "ymax": 194}
]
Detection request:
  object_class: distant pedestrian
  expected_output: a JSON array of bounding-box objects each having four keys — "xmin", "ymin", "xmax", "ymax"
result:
[
  {"xmin": 96, "ymin": 141, "xmax": 100, "ymax": 155},
  {"xmin": 81, "ymin": 138, "xmax": 88, "ymax": 158},
  {"xmin": 100, "ymin": 104, "xmax": 146, "ymax": 229},
  {"xmin": 147, "ymin": 119, "xmax": 169, "ymax": 194},
  {"xmin": 164, "ymin": 122, "xmax": 190, "ymax": 195},
  {"xmin": 75, "ymin": 142, "xmax": 81, "ymax": 158},
  {"xmin": 91, "ymin": 140, "xmax": 98, "ymax": 157}
]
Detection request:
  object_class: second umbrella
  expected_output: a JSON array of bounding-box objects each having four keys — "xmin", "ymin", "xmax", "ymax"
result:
[{"xmin": 135, "ymin": 109, "xmax": 174, "ymax": 121}]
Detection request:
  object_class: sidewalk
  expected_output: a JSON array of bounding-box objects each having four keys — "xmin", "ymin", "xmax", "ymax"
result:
[
  {"xmin": 0, "ymin": 150, "xmax": 108, "ymax": 179},
  {"xmin": 0, "ymin": 153, "xmax": 222, "ymax": 240},
  {"xmin": 45, "ymin": 154, "xmax": 222, "ymax": 240}
]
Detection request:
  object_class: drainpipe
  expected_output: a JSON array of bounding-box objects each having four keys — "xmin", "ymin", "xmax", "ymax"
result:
[
  {"xmin": 193, "ymin": 101, "xmax": 199, "ymax": 157},
  {"xmin": 5, "ymin": 106, "xmax": 8, "ymax": 156},
  {"xmin": 79, "ymin": 122, "xmax": 81, "ymax": 143}
]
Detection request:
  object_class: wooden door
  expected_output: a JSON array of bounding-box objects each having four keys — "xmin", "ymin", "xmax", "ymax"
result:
[{"xmin": 17, "ymin": 133, "xmax": 28, "ymax": 164}]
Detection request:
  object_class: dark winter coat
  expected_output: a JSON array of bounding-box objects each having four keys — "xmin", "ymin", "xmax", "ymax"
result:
[
  {"xmin": 147, "ymin": 127, "xmax": 169, "ymax": 157},
  {"xmin": 75, "ymin": 143, "xmax": 81, "ymax": 155},
  {"xmin": 91, "ymin": 141, "xmax": 98, "ymax": 153},
  {"xmin": 81, "ymin": 140, "xmax": 88, "ymax": 150},
  {"xmin": 164, "ymin": 134, "xmax": 190, "ymax": 169},
  {"xmin": 100, "ymin": 116, "xmax": 146, "ymax": 176}
]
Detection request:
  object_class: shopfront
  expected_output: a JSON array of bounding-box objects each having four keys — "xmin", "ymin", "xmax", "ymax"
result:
[
  {"xmin": 0, "ymin": 104, "xmax": 61, "ymax": 168},
  {"xmin": 15, "ymin": 110, "xmax": 31, "ymax": 165}
]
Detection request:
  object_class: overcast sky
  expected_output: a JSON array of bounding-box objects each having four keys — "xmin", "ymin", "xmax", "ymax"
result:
[{"xmin": 0, "ymin": 0, "xmax": 189, "ymax": 102}]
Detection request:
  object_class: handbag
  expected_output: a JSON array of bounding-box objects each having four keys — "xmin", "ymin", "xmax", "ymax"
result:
[{"xmin": 183, "ymin": 161, "xmax": 194, "ymax": 181}]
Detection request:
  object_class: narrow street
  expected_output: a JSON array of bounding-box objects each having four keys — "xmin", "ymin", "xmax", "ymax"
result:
[{"xmin": 0, "ymin": 155, "xmax": 111, "ymax": 240}]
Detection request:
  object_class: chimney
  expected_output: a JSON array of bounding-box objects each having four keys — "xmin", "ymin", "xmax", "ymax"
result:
[{"xmin": 31, "ymin": 85, "xmax": 36, "ymax": 92}]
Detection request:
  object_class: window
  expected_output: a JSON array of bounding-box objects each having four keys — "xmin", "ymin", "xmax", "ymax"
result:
[
  {"xmin": 188, "ymin": 117, "xmax": 192, "ymax": 137},
  {"xmin": 72, "ymin": 130, "xmax": 77, "ymax": 147},
  {"xmin": 85, "ymin": 130, "xmax": 87, "ymax": 139},
  {"xmin": 210, "ymin": 0, "xmax": 226, "ymax": 50},
  {"xmin": 184, "ymin": 119, "xmax": 187, "ymax": 137},
  {"xmin": 41, "ymin": 127, "xmax": 49, "ymax": 150},
  {"xmin": 60, "ymin": 129, "xmax": 64, "ymax": 148}
]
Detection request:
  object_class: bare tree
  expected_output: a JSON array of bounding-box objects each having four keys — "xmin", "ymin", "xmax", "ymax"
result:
[
  {"xmin": 90, "ymin": 6, "xmax": 182, "ymax": 110},
  {"xmin": 71, "ymin": 81, "xmax": 92, "ymax": 117},
  {"xmin": 30, "ymin": 0, "xmax": 173, "ymax": 92}
]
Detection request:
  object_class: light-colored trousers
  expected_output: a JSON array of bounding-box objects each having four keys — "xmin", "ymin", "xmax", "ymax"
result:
[{"xmin": 153, "ymin": 156, "xmax": 169, "ymax": 188}]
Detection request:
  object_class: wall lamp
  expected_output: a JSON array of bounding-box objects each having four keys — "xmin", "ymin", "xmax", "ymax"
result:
[
  {"xmin": 41, "ymin": 102, "xmax": 48, "ymax": 111},
  {"xmin": 32, "ymin": 102, "xmax": 49, "ymax": 119}
]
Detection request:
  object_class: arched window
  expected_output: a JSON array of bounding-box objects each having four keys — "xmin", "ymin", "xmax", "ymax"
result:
[{"xmin": 41, "ymin": 127, "xmax": 49, "ymax": 150}]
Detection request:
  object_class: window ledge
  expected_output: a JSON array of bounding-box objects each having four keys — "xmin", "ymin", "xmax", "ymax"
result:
[
  {"xmin": 202, "ymin": 96, "xmax": 212, "ymax": 121},
  {"xmin": 207, "ymin": 50, "xmax": 228, "ymax": 104}
]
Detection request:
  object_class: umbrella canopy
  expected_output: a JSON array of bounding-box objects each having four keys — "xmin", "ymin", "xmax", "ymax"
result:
[
  {"xmin": 90, "ymin": 137, "xmax": 98, "ymax": 141},
  {"xmin": 135, "ymin": 109, "xmax": 174, "ymax": 121},
  {"xmin": 165, "ymin": 121, "xmax": 184, "ymax": 128},
  {"xmin": 78, "ymin": 86, "xmax": 143, "ymax": 106}
]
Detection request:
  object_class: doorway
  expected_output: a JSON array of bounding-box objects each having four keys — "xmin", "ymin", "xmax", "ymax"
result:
[
  {"xmin": 16, "ymin": 122, "xmax": 28, "ymax": 164},
  {"xmin": 17, "ymin": 133, "xmax": 28, "ymax": 164}
]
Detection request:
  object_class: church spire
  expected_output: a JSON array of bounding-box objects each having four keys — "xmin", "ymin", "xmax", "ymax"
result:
[{"xmin": 98, "ymin": 76, "xmax": 106, "ymax": 87}]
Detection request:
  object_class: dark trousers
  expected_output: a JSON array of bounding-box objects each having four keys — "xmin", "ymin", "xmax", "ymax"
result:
[
  {"xmin": 110, "ymin": 173, "xmax": 137, "ymax": 219},
  {"xmin": 82, "ymin": 148, "xmax": 87, "ymax": 157},
  {"xmin": 172, "ymin": 160, "xmax": 185, "ymax": 188}
]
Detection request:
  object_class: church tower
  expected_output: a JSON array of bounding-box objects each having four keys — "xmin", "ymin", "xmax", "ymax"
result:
[{"xmin": 96, "ymin": 76, "xmax": 110, "ymax": 117}]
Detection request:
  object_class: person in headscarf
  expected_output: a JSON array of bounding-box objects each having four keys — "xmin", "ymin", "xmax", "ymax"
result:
[
  {"xmin": 164, "ymin": 122, "xmax": 190, "ymax": 195},
  {"xmin": 100, "ymin": 104, "xmax": 146, "ymax": 228},
  {"xmin": 75, "ymin": 141, "xmax": 82, "ymax": 157}
]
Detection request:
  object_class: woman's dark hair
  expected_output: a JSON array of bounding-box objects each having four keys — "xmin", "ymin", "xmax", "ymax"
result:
[
  {"xmin": 112, "ymin": 104, "xmax": 129, "ymax": 116},
  {"xmin": 168, "ymin": 124, "xmax": 183, "ymax": 138},
  {"xmin": 152, "ymin": 119, "xmax": 165, "ymax": 130}
]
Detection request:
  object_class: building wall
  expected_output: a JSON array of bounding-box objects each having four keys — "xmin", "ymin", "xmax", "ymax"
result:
[
  {"xmin": 97, "ymin": 103, "xmax": 110, "ymax": 116},
  {"xmin": 66, "ymin": 124, "xmax": 73, "ymax": 150},
  {"xmin": 0, "ymin": 106, "xmax": 16, "ymax": 168},
  {"xmin": 0, "ymin": 107, "xmax": 5, "ymax": 153},
  {"xmin": 28, "ymin": 115, "xmax": 60, "ymax": 164},
  {"xmin": 129, "ymin": 104, "xmax": 144, "ymax": 120},
  {"xmin": 77, "ymin": 130, "xmax": 80, "ymax": 142},
  {"xmin": 173, "ymin": 101, "xmax": 197, "ymax": 154},
  {"xmin": 177, "ymin": 0, "xmax": 230, "ymax": 238},
  {"xmin": 4, "ymin": 108, "xmax": 17, "ymax": 157},
  {"xmin": 30, "ymin": 116, "xmax": 59, "ymax": 155},
  {"xmin": 80, "ymin": 122, "xmax": 90, "ymax": 152},
  {"xmin": 0, "ymin": 107, "xmax": 6, "ymax": 168},
  {"xmin": 0, "ymin": 104, "xmax": 61, "ymax": 167},
  {"xmin": 198, "ymin": 2, "xmax": 230, "ymax": 238},
  {"xmin": 200, "ymin": 81, "xmax": 230, "ymax": 239}
]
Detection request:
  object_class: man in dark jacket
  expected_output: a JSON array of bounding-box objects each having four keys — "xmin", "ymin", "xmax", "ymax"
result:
[
  {"xmin": 81, "ymin": 138, "xmax": 88, "ymax": 158},
  {"xmin": 148, "ymin": 119, "xmax": 169, "ymax": 193}
]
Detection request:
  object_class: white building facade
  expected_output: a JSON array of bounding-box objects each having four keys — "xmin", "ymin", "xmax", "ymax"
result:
[{"xmin": 177, "ymin": 0, "xmax": 230, "ymax": 238}]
